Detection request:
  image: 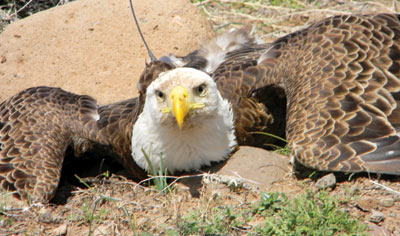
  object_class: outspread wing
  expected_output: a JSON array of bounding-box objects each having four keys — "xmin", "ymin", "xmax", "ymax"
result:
[
  {"xmin": 0, "ymin": 87, "xmax": 102, "ymax": 202},
  {"xmin": 229, "ymin": 13, "xmax": 400, "ymax": 174},
  {"xmin": 272, "ymin": 13, "xmax": 400, "ymax": 174},
  {"xmin": 177, "ymin": 13, "xmax": 400, "ymax": 174},
  {"xmin": 0, "ymin": 60, "xmax": 174, "ymax": 203}
]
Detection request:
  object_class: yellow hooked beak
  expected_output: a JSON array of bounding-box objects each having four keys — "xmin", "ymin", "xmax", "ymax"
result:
[
  {"xmin": 170, "ymin": 86, "xmax": 188, "ymax": 129},
  {"xmin": 160, "ymin": 86, "xmax": 206, "ymax": 129}
]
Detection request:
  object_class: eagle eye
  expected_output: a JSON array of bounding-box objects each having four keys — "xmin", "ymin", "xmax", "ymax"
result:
[
  {"xmin": 155, "ymin": 90, "xmax": 165, "ymax": 101},
  {"xmin": 194, "ymin": 83, "xmax": 207, "ymax": 96}
]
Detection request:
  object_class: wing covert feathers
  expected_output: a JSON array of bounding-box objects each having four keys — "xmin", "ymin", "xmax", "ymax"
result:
[
  {"xmin": 0, "ymin": 59, "xmax": 173, "ymax": 203},
  {"xmin": 257, "ymin": 13, "xmax": 400, "ymax": 174},
  {"xmin": 179, "ymin": 13, "xmax": 400, "ymax": 174},
  {"xmin": 0, "ymin": 87, "xmax": 102, "ymax": 202},
  {"xmin": 96, "ymin": 98, "xmax": 147, "ymax": 180}
]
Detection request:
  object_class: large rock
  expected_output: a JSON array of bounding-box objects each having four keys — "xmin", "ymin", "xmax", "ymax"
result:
[
  {"xmin": 180, "ymin": 146, "xmax": 290, "ymax": 194},
  {"xmin": 210, "ymin": 146, "xmax": 290, "ymax": 190},
  {"xmin": 0, "ymin": 0, "xmax": 215, "ymax": 104}
]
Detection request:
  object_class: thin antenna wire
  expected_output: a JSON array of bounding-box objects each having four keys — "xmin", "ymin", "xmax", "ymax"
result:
[{"xmin": 129, "ymin": 0, "xmax": 156, "ymax": 61}]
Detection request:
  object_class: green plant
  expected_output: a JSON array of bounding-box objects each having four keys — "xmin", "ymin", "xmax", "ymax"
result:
[
  {"xmin": 176, "ymin": 205, "xmax": 250, "ymax": 235},
  {"xmin": 270, "ymin": 0, "xmax": 304, "ymax": 9},
  {"xmin": 121, "ymin": 206, "xmax": 137, "ymax": 236},
  {"xmin": 167, "ymin": 190, "xmax": 367, "ymax": 235},
  {"xmin": 67, "ymin": 199, "xmax": 108, "ymax": 224},
  {"xmin": 274, "ymin": 145, "xmax": 291, "ymax": 156},
  {"xmin": 253, "ymin": 131, "xmax": 290, "ymax": 155},
  {"xmin": 252, "ymin": 192, "xmax": 284, "ymax": 214},
  {"xmin": 142, "ymin": 148, "xmax": 171, "ymax": 194},
  {"xmin": 255, "ymin": 190, "xmax": 368, "ymax": 235}
]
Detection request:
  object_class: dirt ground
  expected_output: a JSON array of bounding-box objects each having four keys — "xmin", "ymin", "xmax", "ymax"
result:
[
  {"xmin": 1, "ymin": 145, "xmax": 399, "ymax": 235},
  {"xmin": 1, "ymin": 159, "xmax": 400, "ymax": 235},
  {"xmin": 1, "ymin": 0, "xmax": 400, "ymax": 235},
  {"xmin": 0, "ymin": 0, "xmax": 215, "ymax": 104}
]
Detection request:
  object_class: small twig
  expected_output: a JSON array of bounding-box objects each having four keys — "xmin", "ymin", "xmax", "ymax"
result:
[
  {"xmin": 230, "ymin": 225, "xmax": 252, "ymax": 233},
  {"xmin": 78, "ymin": 177, "xmax": 146, "ymax": 190},
  {"xmin": 244, "ymin": 3, "xmax": 293, "ymax": 12},
  {"xmin": 194, "ymin": 0, "xmax": 212, "ymax": 6},
  {"xmin": 114, "ymin": 181, "xmax": 146, "ymax": 190},
  {"xmin": 0, "ymin": 227, "xmax": 25, "ymax": 235},
  {"xmin": 5, "ymin": 0, "xmax": 34, "ymax": 20},
  {"xmin": 361, "ymin": 1, "xmax": 396, "ymax": 12},
  {"xmin": 71, "ymin": 189, "xmax": 91, "ymax": 195},
  {"xmin": 200, "ymin": 4, "xmax": 214, "ymax": 18},
  {"xmin": 218, "ymin": 10, "xmax": 273, "ymax": 22},
  {"xmin": 278, "ymin": 8, "xmax": 351, "ymax": 19},
  {"xmin": 230, "ymin": 171, "xmax": 260, "ymax": 186},
  {"xmin": 291, "ymin": 0, "xmax": 307, "ymax": 8},
  {"xmin": 370, "ymin": 180, "xmax": 400, "ymax": 195},
  {"xmin": 393, "ymin": 0, "xmax": 400, "ymax": 12},
  {"xmin": 221, "ymin": 0, "xmax": 295, "ymax": 12},
  {"xmin": 0, "ymin": 210, "xmax": 25, "ymax": 218}
]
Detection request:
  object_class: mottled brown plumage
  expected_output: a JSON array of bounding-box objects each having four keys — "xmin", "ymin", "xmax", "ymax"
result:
[
  {"xmin": 1, "ymin": 13, "xmax": 400, "ymax": 203},
  {"xmin": 166, "ymin": 13, "xmax": 400, "ymax": 173},
  {"xmin": 0, "ymin": 87, "xmax": 102, "ymax": 202},
  {"xmin": 209, "ymin": 13, "xmax": 400, "ymax": 173}
]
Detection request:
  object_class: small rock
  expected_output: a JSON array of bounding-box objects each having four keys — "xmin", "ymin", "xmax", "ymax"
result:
[
  {"xmin": 93, "ymin": 225, "xmax": 111, "ymax": 236},
  {"xmin": 388, "ymin": 212, "xmax": 397, "ymax": 218},
  {"xmin": 379, "ymin": 198, "xmax": 395, "ymax": 208},
  {"xmin": 368, "ymin": 224, "xmax": 390, "ymax": 236},
  {"xmin": 52, "ymin": 224, "xmax": 67, "ymax": 236},
  {"xmin": 0, "ymin": 219, "xmax": 5, "ymax": 228},
  {"xmin": 349, "ymin": 184, "xmax": 360, "ymax": 195},
  {"xmin": 369, "ymin": 210, "xmax": 385, "ymax": 223},
  {"xmin": 39, "ymin": 208, "xmax": 53, "ymax": 223},
  {"xmin": 356, "ymin": 198, "xmax": 375, "ymax": 212},
  {"xmin": 137, "ymin": 217, "xmax": 150, "ymax": 227},
  {"xmin": 315, "ymin": 173, "xmax": 336, "ymax": 189}
]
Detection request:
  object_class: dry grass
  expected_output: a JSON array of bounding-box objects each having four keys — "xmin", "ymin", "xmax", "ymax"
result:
[
  {"xmin": 1, "ymin": 174, "xmax": 379, "ymax": 235},
  {"xmin": 192, "ymin": 0, "xmax": 399, "ymax": 40}
]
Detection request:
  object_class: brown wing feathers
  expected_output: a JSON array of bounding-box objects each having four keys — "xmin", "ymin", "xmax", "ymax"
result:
[
  {"xmin": 210, "ymin": 47, "xmax": 287, "ymax": 147},
  {"xmin": 194, "ymin": 13, "xmax": 400, "ymax": 173},
  {"xmin": 0, "ymin": 87, "xmax": 101, "ymax": 202},
  {"xmin": 96, "ymin": 98, "xmax": 147, "ymax": 179},
  {"xmin": 0, "ymin": 60, "xmax": 173, "ymax": 202},
  {"xmin": 257, "ymin": 14, "xmax": 400, "ymax": 173}
]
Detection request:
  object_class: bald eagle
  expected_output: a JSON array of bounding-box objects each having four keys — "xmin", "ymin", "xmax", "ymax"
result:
[{"xmin": 1, "ymin": 13, "xmax": 400, "ymax": 203}]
